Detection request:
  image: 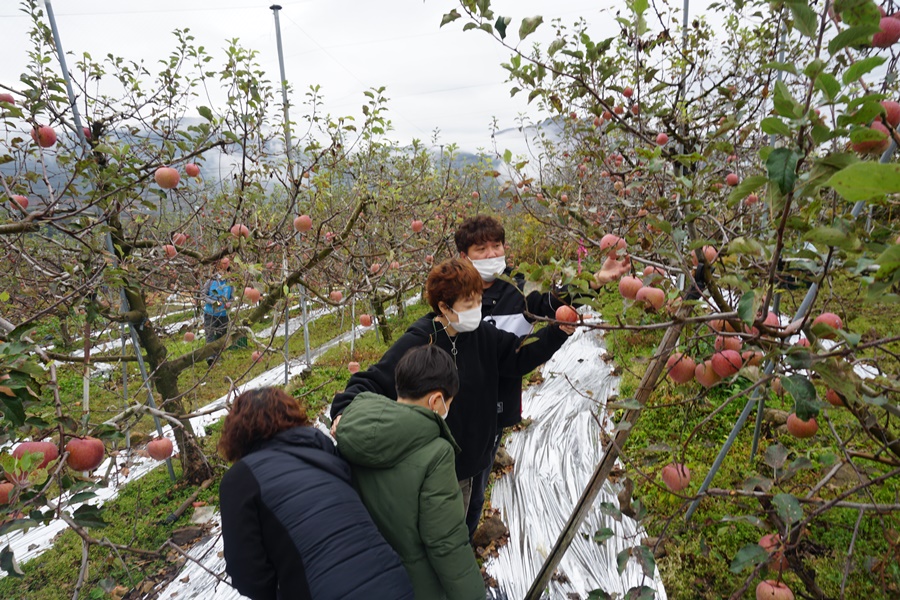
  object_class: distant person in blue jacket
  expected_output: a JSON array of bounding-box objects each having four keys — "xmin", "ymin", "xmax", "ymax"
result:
[
  {"xmin": 219, "ymin": 386, "xmax": 414, "ymax": 600},
  {"xmin": 202, "ymin": 266, "xmax": 233, "ymax": 366}
]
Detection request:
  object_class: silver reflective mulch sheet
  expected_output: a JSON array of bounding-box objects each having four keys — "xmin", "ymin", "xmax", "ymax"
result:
[{"xmin": 485, "ymin": 323, "xmax": 668, "ymax": 600}]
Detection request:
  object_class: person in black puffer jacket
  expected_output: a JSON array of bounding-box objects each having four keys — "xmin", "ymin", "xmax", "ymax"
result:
[
  {"xmin": 454, "ymin": 215, "xmax": 632, "ymax": 538},
  {"xmin": 219, "ymin": 387, "xmax": 414, "ymax": 600}
]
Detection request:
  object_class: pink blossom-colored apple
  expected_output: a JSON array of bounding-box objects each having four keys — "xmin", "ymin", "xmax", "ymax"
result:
[
  {"xmin": 147, "ymin": 437, "xmax": 174, "ymax": 460},
  {"xmin": 185, "ymin": 163, "xmax": 201, "ymax": 177},
  {"xmin": 154, "ymin": 166, "xmax": 180, "ymax": 189}
]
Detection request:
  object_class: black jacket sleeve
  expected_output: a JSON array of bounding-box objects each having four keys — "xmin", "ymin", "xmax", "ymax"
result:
[
  {"xmin": 495, "ymin": 321, "xmax": 569, "ymax": 377},
  {"xmin": 330, "ymin": 326, "xmax": 431, "ymax": 419},
  {"xmin": 220, "ymin": 461, "xmax": 278, "ymax": 600}
]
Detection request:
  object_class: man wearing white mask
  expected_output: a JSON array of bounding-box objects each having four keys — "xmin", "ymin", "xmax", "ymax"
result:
[
  {"xmin": 454, "ymin": 215, "xmax": 630, "ymax": 538},
  {"xmin": 330, "ymin": 259, "xmax": 574, "ymax": 516}
]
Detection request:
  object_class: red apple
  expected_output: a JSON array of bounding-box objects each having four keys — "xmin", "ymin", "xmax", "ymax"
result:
[
  {"xmin": 695, "ymin": 360, "xmax": 722, "ymax": 388},
  {"xmin": 219, "ymin": 257, "xmax": 231, "ymax": 270},
  {"xmin": 184, "ymin": 331, "xmax": 195, "ymax": 342},
  {"xmin": 742, "ymin": 351, "xmax": 764, "ymax": 367},
  {"xmin": 411, "ymin": 219, "xmax": 424, "ymax": 233},
  {"xmin": 755, "ymin": 580, "xmax": 794, "ymax": 600},
  {"xmin": 758, "ymin": 533, "xmax": 789, "ymax": 572},
  {"xmin": 711, "ymin": 350, "xmax": 743, "ymax": 377},
  {"xmin": 600, "ymin": 234, "xmax": 626, "ymax": 252},
  {"xmin": 185, "ymin": 163, "xmax": 201, "ymax": 177},
  {"xmin": 369, "ymin": 263, "xmax": 382, "ymax": 275},
  {"xmin": 714, "ymin": 335, "xmax": 743, "ymax": 352},
  {"xmin": 560, "ymin": 193, "xmax": 569, "ymax": 203},
  {"xmin": 244, "ymin": 287, "xmax": 261, "ymax": 304},
  {"xmin": 635, "ymin": 286, "xmax": 665, "ymax": 310},
  {"xmin": 10, "ymin": 195, "xmax": 28, "ymax": 210},
  {"xmin": 65, "ymin": 437, "xmax": 105, "ymax": 472},
  {"xmin": 745, "ymin": 193, "xmax": 759, "ymax": 205},
  {"xmin": 329, "ymin": 290, "xmax": 343, "ymax": 303},
  {"xmin": 0, "ymin": 482, "xmax": 13, "ymax": 504},
  {"xmin": 172, "ymin": 232, "xmax": 188, "ymax": 246},
  {"xmin": 873, "ymin": 17, "xmax": 900, "ymax": 47},
  {"xmin": 471, "ymin": 191, "xmax": 480, "ymax": 199},
  {"xmin": 618, "ymin": 276, "xmax": 643, "ymax": 300},
  {"xmin": 147, "ymin": 437, "xmax": 174, "ymax": 461},
  {"xmin": 879, "ymin": 100, "xmax": 900, "ymax": 129},
  {"xmin": 666, "ymin": 353, "xmax": 696, "ymax": 384},
  {"xmin": 661, "ymin": 462, "xmax": 690, "ymax": 492},
  {"xmin": 656, "ymin": 132, "xmax": 668, "ymax": 146},
  {"xmin": 425, "ymin": 255, "xmax": 434, "ymax": 264},
  {"xmin": 31, "ymin": 125, "xmax": 57, "ymax": 148},
  {"xmin": 390, "ymin": 260, "xmax": 400, "ymax": 270},
  {"xmin": 786, "ymin": 413, "xmax": 818, "ymax": 438},
  {"xmin": 13, "ymin": 441, "xmax": 59, "ymax": 470},
  {"xmin": 359, "ymin": 314, "xmax": 373, "ymax": 327},
  {"xmin": 614, "ymin": 105, "xmax": 625, "ymax": 115},
  {"xmin": 294, "ymin": 214, "xmax": 312, "ymax": 232},
  {"xmin": 726, "ymin": 173, "xmax": 740, "ymax": 186},
  {"xmin": 163, "ymin": 244, "xmax": 177, "ymax": 259},
  {"xmin": 555, "ymin": 305, "xmax": 578, "ymax": 323},
  {"xmin": 0, "ymin": 93, "xmax": 14, "ymax": 105},
  {"xmin": 251, "ymin": 350, "xmax": 263, "ymax": 363},
  {"xmin": 81, "ymin": 127, "xmax": 92, "ymax": 140},
  {"xmin": 623, "ymin": 87, "xmax": 634, "ymax": 98},
  {"xmin": 348, "ymin": 361, "xmax": 360, "ymax": 374},
  {"xmin": 811, "ymin": 312, "xmax": 842, "ymax": 338},
  {"xmin": 230, "ymin": 224, "xmax": 250, "ymax": 238},
  {"xmin": 826, "ymin": 388, "xmax": 845, "ymax": 407},
  {"xmin": 154, "ymin": 166, "xmax": 180, "ymax": 189},
  {"xmin": 691, "ymin": 245, "xmax": 718, "ymax": 266},
  {"xmin": 630, "ymin": 104, "xmax": 640, "ymax": 115}
]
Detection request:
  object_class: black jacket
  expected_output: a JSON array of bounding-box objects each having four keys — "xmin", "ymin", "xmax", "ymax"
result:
[
  {"xmin": 481, "ymin": 270, "xmax": 564, "ymax": 428},
  {"xmin": 219, "ymin": 427, "xmax": 414, "ymax": 600},
  {"xmin": 331, "ymin": 314, "xmax": 568, "ymax": 480}
]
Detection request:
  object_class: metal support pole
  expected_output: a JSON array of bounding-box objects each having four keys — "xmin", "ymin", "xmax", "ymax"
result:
[
  {"xmin": 301, "ymin": 287, "xmax": 312, "ymax": 365},
  {"xmin": 350, "ymin": 297, "xmax": 356, "ymax": 357},
  {"xmin": 121, "ymin": 323, "xmax": 130, "ymax": 449},
  {"xmin": 45, "ymin": 1, "xmax": 174, "ymax": 481},
  {"xmin": 283, "ymin": 252, "xmax": 290, "ymax": 385}
]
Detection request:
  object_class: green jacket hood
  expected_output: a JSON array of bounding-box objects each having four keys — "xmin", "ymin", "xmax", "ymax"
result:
[{"xmin": 337, "ymin": 392, "xmax": 460, "ymax": 469}]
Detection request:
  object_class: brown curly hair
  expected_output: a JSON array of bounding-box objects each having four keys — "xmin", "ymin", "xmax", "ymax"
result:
[
  {"xmin": 425, "ymin": 258, "xmax": 483, "ymax": 313},
  {"xmin": 218, "ymin": 387, "xmax": 310, "ymax": 462},
  {"xmin": 454, "ymin": 214, "xmax": 505, "ymax": 254}
]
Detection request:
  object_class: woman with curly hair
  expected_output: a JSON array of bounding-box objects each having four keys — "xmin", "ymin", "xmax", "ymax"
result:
[{"xmin": 218, "ymin": 386, "xmax": 413, "ymax": 600}]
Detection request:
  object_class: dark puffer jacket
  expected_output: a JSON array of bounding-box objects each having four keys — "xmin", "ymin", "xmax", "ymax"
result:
[{"xmin": 219, "ymin": 426, "xmax": 415, "ymax": 600}]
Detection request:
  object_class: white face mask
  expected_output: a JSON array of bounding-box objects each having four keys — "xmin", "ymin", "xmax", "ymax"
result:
[
  {"xmin": 431, "ymin": 393, "xmax": 449, "ymax": 420},
  {"xmin": 450, "ymin": 306, "xmax": 482, "ymax": 333},
  {"xmin": 469, "ymin": 255, "xmax": 506, "ymax": 282}
]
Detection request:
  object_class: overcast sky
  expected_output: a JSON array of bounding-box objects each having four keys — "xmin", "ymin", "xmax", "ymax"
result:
[{"xmin": 2, "ymin": 1, "xmax": 641, "ymax": 152}]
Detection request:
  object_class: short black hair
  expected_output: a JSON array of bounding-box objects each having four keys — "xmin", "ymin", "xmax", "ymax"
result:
[
  {"xmin": 454, "ymin": 215, "xmax": 505, "ymax": 254},
  {"xmin": 395, "ymin": 345, "xmax": 459, "ymax": 401}
]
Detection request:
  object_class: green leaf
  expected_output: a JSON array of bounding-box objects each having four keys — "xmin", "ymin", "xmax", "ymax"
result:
[
  {"xmin": 633, "ymin": 545, "xmax": 656, "ymax": 578},
  {"xmin": 760, "ymin": 117, "xmax": 792, "ymax": 137},
  {"xmin": 803, "ymin": 226, "xmax": 861, "ymax": 251},
  {"xmin": 773, "ymin": 81, "xmax": 801, "ymax": 118},
  {"xmin": 737, "ymin": 290, "xmax": 758, "ymax": 325},
  {"xmin": 842, "ymin": 55, "xmax": 886, "ymax": 84},
  {"xmin": 764, "ymin": 443, "xmax": 789, "ymax": 470},
  {"xmin": 762, "ymin": 61, "xmax": 799, "ymax": 75},
  {"xmin": 729, "ymin": 543, "xmax": 769, "ymax": 573},
  {"xmin": 587, "ymin": 590, "xmax": 613, "ymax": 600},
  {"xmin": 0, "ymin": 545, "xmax": 23, "ymax": 578},
  {"xmin": 624, "ymin": 587, "xmax": 656, "ymax": 600},
  {"xmin": 835, "ymin": 0, "xmax": 882, "ymax": 27},
  {"xmin": 593, "ymin": 527, "xmax": 615, "ymax": 544},
  {"xmin": 782, "ymin": 374, "xmax": 819, "ymax": 420},
  {"xmin": 616, "ymin": 547, "xmax": 631, "ymax": 575},
  {"xmin": 826, "ymin": 162, "xmax": 900, "ymax": 202},
  {"xmin": 599, "ymin": 501, "xmax": 623, "ymax": 521},
  {"xmin": 548, "ymin": 38, "xmax": 565, "ymax": 55},
  {"xmin": 815, "ymin": 73, "xmax": 840, "ymax": 102},
  {"xmin": 72, "ymin": 505, "xmax": 108, "ymax": 529},
  {"xmin": 788, "ymin": 1, "xmax": 818, "ymax": 38},
  {"xmin": 440, "ymin": 9, "xmax": 461, "ymax": 27},
  {"xmin": 828, "ymin": 24, "xmax": 881, "ymax": 54},
  {"xmin": 875, "ymin": 244, "xmax": 900, "ymax": 279},
  {"xmin": 519, "ymin": 16, "xmax": 543, "ymax": 41},
  {"xmin": 766, "ymin": 148, "xmax": 800, "ymax": 194},
  {"xmin": 197, "ymin": 106, "xmax": 213, "ymax": 121},
  {"xmin": 494, "ymin": 15, "xmax": 511, "ymax": 40},
  {"xmin": 773, "ymin": 493, "xmax": 804, "ymax": 524}
]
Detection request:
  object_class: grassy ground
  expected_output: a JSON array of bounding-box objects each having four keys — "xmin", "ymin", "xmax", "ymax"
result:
[{"xmin": 594, "ymin": 280, "xmax": 900, "ymax": 599}]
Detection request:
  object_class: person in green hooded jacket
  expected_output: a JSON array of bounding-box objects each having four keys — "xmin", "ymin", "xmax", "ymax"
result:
[{"xmin": 336, "ymin": 345, "xmax": 485, "ymax": 600}]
